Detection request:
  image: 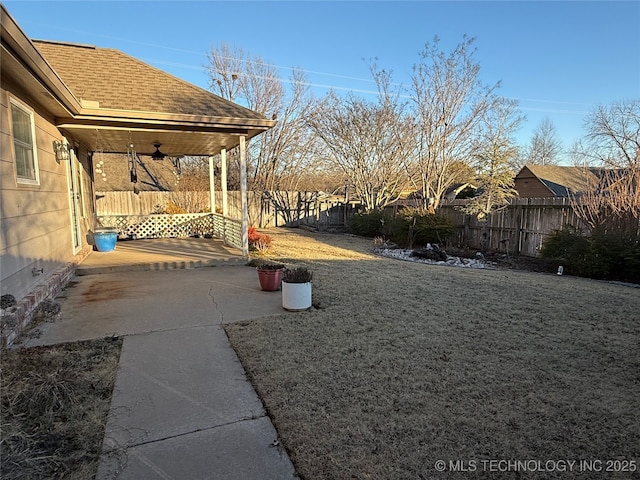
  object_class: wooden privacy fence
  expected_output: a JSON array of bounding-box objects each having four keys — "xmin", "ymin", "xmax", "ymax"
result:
[
  {"xmin": 96, "ymin": 192, "xmax": 598, "ymax": 256},
  {"xmin": 95, "ymin": 191, "xmax": 358, "ymax": 229},
  {"xmin": 437, "ymin": 198, "xmax": 589, "ymax": 256}
]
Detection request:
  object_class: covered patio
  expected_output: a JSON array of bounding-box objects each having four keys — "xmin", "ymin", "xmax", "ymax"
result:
[
  {"xmin": 76, "ymin": 237, "xmax": 246, "ymax": 276},
  {"xmin": 33, "ymin": 40, "xmax": 276, "ymax": 256}
]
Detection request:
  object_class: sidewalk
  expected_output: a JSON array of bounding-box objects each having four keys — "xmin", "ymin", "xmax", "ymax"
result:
[{"xmin": 23, "ymin": 262, "xmax": 298, "ymax": 479}]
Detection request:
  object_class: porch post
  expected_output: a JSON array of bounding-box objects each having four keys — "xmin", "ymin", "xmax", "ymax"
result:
[
  {"xmin": 208, "ymin": 156, "xmax": 216, "ymax": 214},
  {"xmin": 221, "ymin": 148, "xmax": 228, "ymax": 217},
  {"xmin": 239, "ymin": 135, "xmax": 249, "ymax": 256}
]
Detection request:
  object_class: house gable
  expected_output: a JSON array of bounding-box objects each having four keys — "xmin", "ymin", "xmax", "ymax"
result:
[{"xmin": 514, "ymin": 165, "xmax": 600, "ymax": 198}]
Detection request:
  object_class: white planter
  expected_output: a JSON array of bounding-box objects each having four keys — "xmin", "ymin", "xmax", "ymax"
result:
[{"xmin": 281, "ymin": 281, "xmax": 312, "ymax": 311}]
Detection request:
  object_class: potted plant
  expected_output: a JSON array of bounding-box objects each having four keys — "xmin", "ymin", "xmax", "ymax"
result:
[
  {"xmin": 256, "ymin": 263, "xmax": 285, "ymax": 291},
  {"xmin": 281, "ymin": 266, "xmax": 313, "ymax": 311},
  {"xmin": 93, "ymin": 227, "xmax": 119, "ymax": 252}
]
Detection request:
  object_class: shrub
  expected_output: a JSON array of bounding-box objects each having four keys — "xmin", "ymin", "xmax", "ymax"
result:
[
  {"xmin": 283, "ymin": 267, "xmax": 313, "ymax": 283},
  {"xmin": 348, "ymin": 208, "xmax": 456, "ymax": 247},
  {"xmin": 348, "ymin": 210, "xmax": 392, "ymax": 238},
  {"xmin": 248, "ymin": 226, "xmax": 260, "ymax": 243},
  {"xmin": 248, "ymin": 227, "xmax": 272, "ymax": 253},
  {"xmin": 256, "ymin": 263, "xmax": 284, "ymax": 270},
  {"xmin": 398, "ymin": 207, "xmax": 456, "ymax": 246},
  {"xmin": 164, "ymin": 201, "xmax": 187, "ymax": 214},
  {"xmin": 541, "ymin": 227, "xmax": 640, "ymax": 283},
  {"xmin": 540, "ymin": 227, "xmax": 589, "ymax": 263}
]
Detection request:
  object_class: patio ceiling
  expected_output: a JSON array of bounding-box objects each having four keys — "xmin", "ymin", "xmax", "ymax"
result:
[{"xmin": 56, "ymin": 114, "xmax": 271, "ymax": 156}]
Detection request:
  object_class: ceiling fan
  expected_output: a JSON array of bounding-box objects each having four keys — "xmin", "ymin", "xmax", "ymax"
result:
[{"xmin": 151, "ymin": 142, "xmax": 166, "ymax": 161}]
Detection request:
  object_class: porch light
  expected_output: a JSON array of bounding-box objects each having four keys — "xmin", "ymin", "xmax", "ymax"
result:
[
  {"xmin": 151, "ymin": 143, "xmax": 166, "ymax": 161},
  {"xmin": 52, "ymin": 140, "xmax": 70, "ymax": 161}
]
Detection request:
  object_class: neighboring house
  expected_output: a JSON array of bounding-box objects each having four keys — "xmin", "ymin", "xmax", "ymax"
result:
[
  {"xmin": 443, "ymin": 182, "xmax": 476, "ymax": 200},
  {"xmin": 0, "ymin": 5, "xmax": 274, "ymax": 346},
  {"xmin": 514, "ymin": 165, "xmax": 601, "ymax": 198},
  {"xmin": 386, "ymin": 183, "xmax": 477, "ymax": 211}
]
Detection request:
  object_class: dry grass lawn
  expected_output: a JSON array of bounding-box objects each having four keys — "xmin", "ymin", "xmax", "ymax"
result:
[
  {"xmin": 1, "ymin": 337, "xmax": 122, "ymax": 480},
  {"xmin": 225, "ymin": 228, "xmax": 640, "ymax": 480}
]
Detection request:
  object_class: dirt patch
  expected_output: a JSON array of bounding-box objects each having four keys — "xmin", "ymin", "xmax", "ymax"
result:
[
  {"xmin": 226, "ymin": 228, "xmax": 640, "ymax": 480},
  {"xmin": 1, "ymin": 337, "xmax": 122, "ymax": 480}
]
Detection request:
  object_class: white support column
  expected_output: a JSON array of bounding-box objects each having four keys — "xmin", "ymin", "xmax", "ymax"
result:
[
  {"xmin": 208, "ymin": 156, "xmax": 216, "ymax": 214},
  {"xmin": 221, "ymin": 148, "xmax": 228, "ymax": 217},
  {"xmin": 239, "ymin": 136, "xmax": 249, "ymax": 256}
]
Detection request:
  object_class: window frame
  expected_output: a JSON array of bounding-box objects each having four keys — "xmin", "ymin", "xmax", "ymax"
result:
[{"xmin": 9, "ymin": 96, "xmax": 40, "ymax": 186}]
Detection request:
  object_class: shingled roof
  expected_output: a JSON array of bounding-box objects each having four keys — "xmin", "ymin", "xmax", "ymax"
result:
[
  {"xmin": 33, "ymin": 40, "xmax": 263, "ymax": 119},
  {"xmin": 30, "ymin": 40, "xmax": 275, "ymax": 155},
  {"xmin": 518, "ymin": 165, "xmax": 600, "ymax": 196}
]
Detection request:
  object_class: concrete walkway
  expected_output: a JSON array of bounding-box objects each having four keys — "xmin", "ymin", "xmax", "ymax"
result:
[{"xmin": 23, "ymin": 254, "xmax": 298, "ymax": 479}]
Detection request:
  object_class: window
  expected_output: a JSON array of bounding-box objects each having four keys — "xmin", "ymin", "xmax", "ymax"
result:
[{"xmin": 10, "ymin": 98, "xmax": 39, "ymax": 184}]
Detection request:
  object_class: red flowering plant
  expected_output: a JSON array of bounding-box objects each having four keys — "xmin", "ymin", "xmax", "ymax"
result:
[{"xmin": 248, "ymin": 226, "xmax": 272, "ymax": 252}]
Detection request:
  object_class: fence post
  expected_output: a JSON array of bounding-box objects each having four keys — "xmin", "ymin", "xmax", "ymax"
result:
[
  {"xmin": 514, "ymin": 201, "xmax": 523, "ymax": 255},
  {"xmin": 463, "ymin": 214, "xmax": 470, "ymax": 247}
]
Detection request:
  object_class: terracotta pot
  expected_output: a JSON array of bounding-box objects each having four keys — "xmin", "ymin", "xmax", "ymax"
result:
[{"xmin": 257, "ymin": 268, "xmax": 283, "ymax": 291}]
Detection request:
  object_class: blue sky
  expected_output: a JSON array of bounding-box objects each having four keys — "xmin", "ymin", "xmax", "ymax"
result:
[{"xmin": 5, "ymin": 1, "xmax": 640, "ymax": 162}]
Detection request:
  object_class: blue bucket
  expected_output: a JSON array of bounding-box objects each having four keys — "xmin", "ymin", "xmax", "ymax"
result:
[{"xmin": 94, "ymin": 228, "xmax": 118, "ymax": 252}]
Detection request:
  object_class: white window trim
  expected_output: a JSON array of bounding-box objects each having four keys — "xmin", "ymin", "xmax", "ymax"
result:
[{"xmin": 9, "ymin": 96, "xmax": 40, "ymax": 186}]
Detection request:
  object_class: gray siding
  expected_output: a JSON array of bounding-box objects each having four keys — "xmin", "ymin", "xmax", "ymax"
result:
[{"xmin": 1, "ymin": 88, "xmax": 94, "ymax": 301}]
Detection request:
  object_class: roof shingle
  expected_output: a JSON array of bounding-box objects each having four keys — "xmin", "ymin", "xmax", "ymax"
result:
[
  {"xmin": 523, "ymin": 165, "xmax": 600, "ymax": 196},
  {"xmin": 33, "ymin": 40, "xmax": 264, "ymax": 120}
]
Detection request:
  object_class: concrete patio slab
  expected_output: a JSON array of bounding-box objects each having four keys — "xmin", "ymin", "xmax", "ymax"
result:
[
  {"xmin": 19, "ymin": 248, "xmax": 298, "ymax": 479},
  {"xmin": 22, "ymin": 266, "xmax": 284, "ymax": 346},
  {"xmin": 76, "ymin": 237, "xmax": 246, "ymax": 276}
]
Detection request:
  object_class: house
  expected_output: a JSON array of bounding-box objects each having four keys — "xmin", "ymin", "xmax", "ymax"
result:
[
  {"xmin": 444, "ymin": 182, "xmax": 476, "ymax": 200},
  {"xmin": 0, "ymin": 5, "xmax": 275, "ymax": 346},
  {"xmin": 514, "ymin": 165, "xmax": 601, "ymax": 197}
]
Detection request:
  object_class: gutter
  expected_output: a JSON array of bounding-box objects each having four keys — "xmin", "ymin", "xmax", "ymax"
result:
[{"xmin": 1, "ymin": 4, "xmax": 82, "ymax": 115}]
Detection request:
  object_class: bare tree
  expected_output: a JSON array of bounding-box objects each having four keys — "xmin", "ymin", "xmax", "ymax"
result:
[
  {"xmin": 570, "ymin": 99, "xmax": 640, "ymax": 235},
  {"xmin": 206, "ymin": 44, "xmax": 246, "ymax": 102},
  {"xmin": 250, "ymin": 69, "xmax": 324, "ymax": 192},
  {"xmin": 575, "ymin": 99, "xmax": 640, "ymax": 169},
  {"xmin": 308, "ymin": 66, "xmax": 414, "ymax": 211},
  {"xmin": 205, "ymin": 44, "xmax": 321, "ymax": 192},
  {"xmin": 462, "ymin": 97, "xmax": 524, "ymax": 250},
  {"xmin": 206, "ymin": 44, "xmax": 326, "ymax": 225},
  {"xmin": 151, "ymin": 156, "xmax": 210, "ymax": 213},
  {"xmin": 409, "ymin": 35, "xmax": 500, "ymax": 210},
  {"xmin": 515, "ymin": 117, "xmax": 563, "ymax": 169}
]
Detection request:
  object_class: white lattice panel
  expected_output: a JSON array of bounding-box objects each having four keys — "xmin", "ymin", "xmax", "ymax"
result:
[{"xmin": 97, "ymin": 213, "xmax": 243, "ymax": 250}]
